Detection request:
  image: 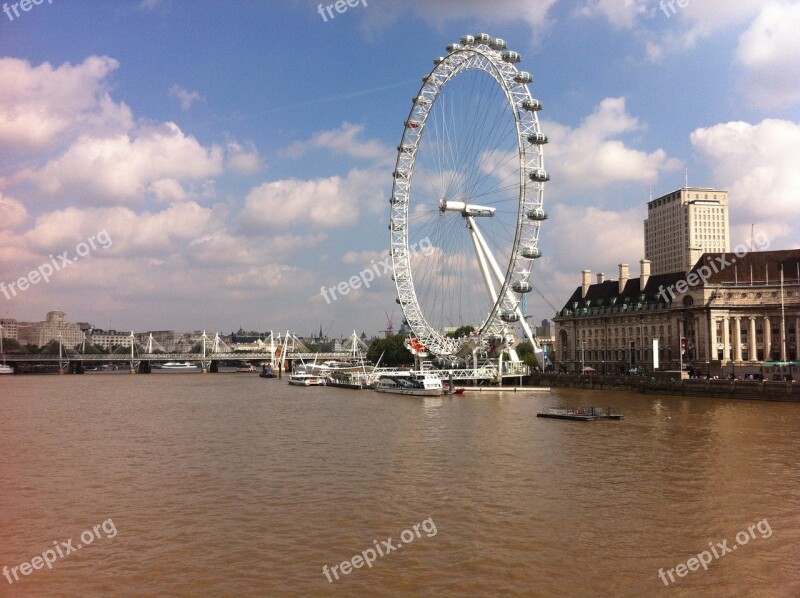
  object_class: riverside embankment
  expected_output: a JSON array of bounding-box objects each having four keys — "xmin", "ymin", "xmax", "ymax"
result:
[{"xmin": 527, "ymin": 373, "xmax": 800, "ymax": 402}]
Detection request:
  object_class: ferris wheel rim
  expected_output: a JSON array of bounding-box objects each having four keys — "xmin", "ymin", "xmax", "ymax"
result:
[{"xmin": 389, "ymin": 33, "xmax": 548, "ymax": 357}]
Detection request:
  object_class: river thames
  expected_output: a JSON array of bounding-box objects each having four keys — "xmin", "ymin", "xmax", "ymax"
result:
[{"xmin": 1, "ymin": 373, "xmax": 798, "ymax": 597}]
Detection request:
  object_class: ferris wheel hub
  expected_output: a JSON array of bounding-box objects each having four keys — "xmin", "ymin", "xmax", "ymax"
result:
[{"xmin": 438, "ymin": 198, "xmax": 496, "ymax": 217}]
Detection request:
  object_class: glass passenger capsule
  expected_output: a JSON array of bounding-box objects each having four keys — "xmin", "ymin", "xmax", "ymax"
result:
[{"xmin": 522, "ymin": 246, "xmax": 543, "ymax": 259}]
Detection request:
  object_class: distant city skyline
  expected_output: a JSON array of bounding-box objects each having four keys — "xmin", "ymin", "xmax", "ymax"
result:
[
  {"xmin": 0, "ymin": 310, "xmax": 373, "ymax": 350},
  {"xmin": 1, "ymin": 1, "xmax": 799, "ymax": 339}
]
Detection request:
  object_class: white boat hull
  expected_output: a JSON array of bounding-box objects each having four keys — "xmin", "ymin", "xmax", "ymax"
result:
[
  {"xmin": 374, "ymin": 387, "xmax": 442, "ymax": 396},
  {"xmin": 373, "ymin": 372, "xmax": 443, "ymax": 396},
  {"xmin": 287, "ymin": 375, "xmax": 326, "ymax": 386}
]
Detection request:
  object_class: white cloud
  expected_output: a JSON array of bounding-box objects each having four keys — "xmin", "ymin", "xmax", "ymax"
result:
[
  {"xmin": 149, "ymin": 178, "xmax": 189, "ymax": 202},
  {"xmin": 342, "ymin": 249, "xmax": 386, "ymax": 264},
  {"xmin": 23, "ymin": 122, "xmax": 223, "ymax": 204},
  {"xmin": 169, "ymin": 84, "xmax": 203, "ymax": 110},
  {"xmin": 543, "ymin": 204, "xmax": 645, "ymax": 278},
  {"xmin": 671, "ymin": 0, "xmax": 771, "ymax": 45},
  {"xmin": 225, "ymin": 140, "xmax": 261, "ymax": 174},
  {"xmin": 690, "ymin": 118, "xmax": 800, "ymax": 244},
  {"xmin": 23, "ymin": 202, "xmax": 222, "ymax": 256},
  {"xmin": 223, "ymin": 264, "xmax": 312, "ymax": 291},
  {"xmin": 287, "ymin": 122, "xmax": 392, "ymax": 163},
  {"xmin": 643, "ymin": 1, "xmax": 777, "ymax": 63},
  {"xmin": 735, "ymin": 2, "xmax": 800, "ymax": 108},
  {"xmin": 574, "ymin": 0, "xmax": 647, "ymax": 30},
  {"xmin": 0, "ymin": 56, "xmax": 133, "ymax": 150},
  {"xmin": 188, "ymin": 230, "xmax": 326, "ymax": 265},
  {"xmin": 0, "ymin": 201, "xmax": 247, "ymax": 322},
  {"xmin": 239, "ymin": 167, "xmax": 386, "ymax": 232},
  {"xmin": 419, "ymin": 99, "xmax": 680, "ymax": 208},
  {"xmin": 645, "ymin": 40, "xmax": 664, "ymax": 62},
  {"xmin": 0, "ymin": 193, "xmax": 28, "ymax": 230},
  {"xmin": 0, "ymin": 198, "xmax": 332, "ymax": 327},
  {"xmin": 543, "ymin": 97, "xmax": 681, "ymax": 195},
  {"xmin": 240, "ymin": 177, "xmax": 353, "ymax": 230},
  {"xmin": 361, "ymin": 0, "xmax": 558, "ymax": 31}
]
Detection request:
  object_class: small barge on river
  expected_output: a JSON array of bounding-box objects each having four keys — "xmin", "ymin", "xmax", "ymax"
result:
[{"xmin": 537, "ymin": 407, "xmax": 624, "ymax": 421}]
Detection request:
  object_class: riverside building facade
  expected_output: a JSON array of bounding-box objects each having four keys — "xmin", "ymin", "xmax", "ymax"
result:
[
  {"xmin": 16, "ymin": 311, "xmax": 84, "ymax": 348},
  {"xmin": 0, "ymin": 318, "xmax": 18, "ymax": 340},
  {"xmin": 554, "ymin": 250, "xmax": 800, "ymax": 376}
]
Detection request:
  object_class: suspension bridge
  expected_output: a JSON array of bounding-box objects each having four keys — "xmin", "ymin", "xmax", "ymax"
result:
[{"xmin": 1, "ymin": 331, "xmax": 367, "ymax": 374}]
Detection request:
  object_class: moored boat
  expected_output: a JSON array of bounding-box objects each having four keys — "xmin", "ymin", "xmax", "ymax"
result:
[
  {"xmin": 326, "ymin": 370, "xmax": 368, "ymax": 389},
  {"xmin": 373, "ymin": 372, "xmax": 443, "ymax": 396},
  {"xmin": 0, "ymin": 335, "xmax": 12, "ymax": 374},
  {"xmin": 287, "ymin": 372, "xmax": 326, "ymax": 386},
  {"xmin": 160, "ymin": 362, "xmax": 199, "ymax": 370},
  {"xmin": 537, "ymin": 407, "xmax": 624, "ymax": 421},
  {"xmin": 443, "ymin": 382, "xmax": 465, "ymax": 395},
  {"xmin": 297, "ymin": 359, "xmax": 373, "ymax": 376}
]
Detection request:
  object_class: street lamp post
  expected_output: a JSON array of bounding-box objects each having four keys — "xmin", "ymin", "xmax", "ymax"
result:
[{"xmin": 581, "ymin": 340, "xmax": 585, "ymax": 374}]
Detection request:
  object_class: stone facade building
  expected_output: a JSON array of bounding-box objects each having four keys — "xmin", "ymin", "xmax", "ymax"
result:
[
  {"xmin": 16, "ymin": 311, "xmax": 84, "ymax": 348},
  {"xmin": 0, "ymin": 318, "xmax": 18, "ymax": 340},
  {"xmin": 554, "ymin": 250, "xmax": 800, "ymax": 375},
  {"xmin": 86, "ymin": 330, "xmax": 133, "ymax": 350}
]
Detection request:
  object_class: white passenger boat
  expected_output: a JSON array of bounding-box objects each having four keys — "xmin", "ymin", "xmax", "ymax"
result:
[
  {"xmin": 373, "ymin": 372, "xmax": 443, "ymax": 396},
  {"xmin": 287, "ymin": 373, "xmax": 326, "ymax": 386},
  {"xmin": 0, "ymin": 334, "xmax": 13, "ymax": 374},
  {"xmin": 297, "ymin": 359, "xmax": 373, "ymax": 376},
  {"xmin": 160, "ymin": 362, "xmax": 199, "ymax": 370}
]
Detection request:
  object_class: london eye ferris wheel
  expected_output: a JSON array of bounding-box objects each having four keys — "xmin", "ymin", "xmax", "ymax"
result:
[{"xmin": 389, "ymin": 33, "xmax": 549, "ymax": 361}]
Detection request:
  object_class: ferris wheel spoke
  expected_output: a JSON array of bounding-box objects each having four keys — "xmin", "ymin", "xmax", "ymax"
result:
[{"xmin": 460, "ymin": 122, "xmax": 514, "ymax": 197}]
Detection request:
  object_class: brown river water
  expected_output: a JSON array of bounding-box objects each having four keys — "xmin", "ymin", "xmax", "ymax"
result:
[{"xmin": 1, "ymin": 373, "xmax": 799, "ymax": 597}]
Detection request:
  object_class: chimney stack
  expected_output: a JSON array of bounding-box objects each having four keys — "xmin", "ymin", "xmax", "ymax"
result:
[
  {"xmin": 618, "ymin": 263, "xmax": 629, "ymax": 294},
  {"xmin": 581, "ymin": 270, "xmax": 591, "ymax": 298},
  {"xmin": 640, "ymin": 259, "xmax": 651, "ymax": 292},
  {"xmin": 597, "ymin": 273, "xmax": 605, "ymax": 284}
]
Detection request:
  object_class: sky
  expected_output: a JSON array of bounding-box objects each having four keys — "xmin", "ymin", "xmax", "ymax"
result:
[{"xmin": 0, "ymin": 0, "xmax": 799, "ymax": 340}]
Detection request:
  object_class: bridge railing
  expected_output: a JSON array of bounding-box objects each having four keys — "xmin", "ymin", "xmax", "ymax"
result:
[{"xmin": 426, "ymin": 367, "xmax": 499, "ymax": 380}]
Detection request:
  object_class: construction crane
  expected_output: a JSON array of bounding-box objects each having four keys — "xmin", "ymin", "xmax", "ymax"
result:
[{"xmin": 384, "ymin": 311, "xmax": 394, "ymax": 338}]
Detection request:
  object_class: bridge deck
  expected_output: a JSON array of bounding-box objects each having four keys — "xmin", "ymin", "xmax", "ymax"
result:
[
  {"xmin": 1, "ymin": 352, "xmax": 353, "ymax": 362},
  {"xmin": 2, "ymin": 353, "xmax": 528, "ymax": 380}
]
